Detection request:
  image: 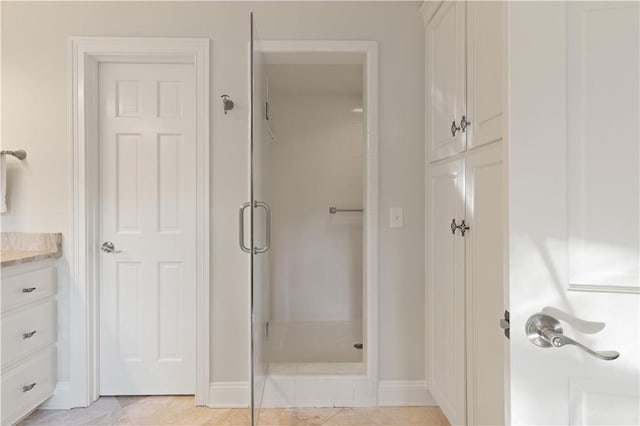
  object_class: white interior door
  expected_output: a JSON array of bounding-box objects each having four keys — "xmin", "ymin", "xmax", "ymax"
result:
[
  {"xmin": 99, "ymin": 62, "xmax": 196, "ymax": 395},
  {"xmin": 427, "ymin": 157, "xmax": 466, "ymax": 425},
  {"xmin": 509, "ymin": 2, "xmax": 639, "ymax": 424},
  {"xmin": 426, "ymin": 0, "xmax": 466, "ymax": 162}
]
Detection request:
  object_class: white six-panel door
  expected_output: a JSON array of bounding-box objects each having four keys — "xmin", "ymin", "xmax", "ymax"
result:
[{"xmin": 99, "ymin": 62, "xmax": 196, "ymax": 395}]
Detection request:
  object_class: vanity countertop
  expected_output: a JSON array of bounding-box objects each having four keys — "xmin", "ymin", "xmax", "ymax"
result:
[{"xmin": 0, "ymin": 232, "xmax": 62, "ymax": 267}]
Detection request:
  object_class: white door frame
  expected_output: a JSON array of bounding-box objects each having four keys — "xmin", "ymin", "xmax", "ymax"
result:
[
  {"xmin": 68, "ymin": 37, "xmax": 210, "ymax": 407},
  {"xmin": 254, "ymin": 40, "xmax": 380, "ymax": 405}
]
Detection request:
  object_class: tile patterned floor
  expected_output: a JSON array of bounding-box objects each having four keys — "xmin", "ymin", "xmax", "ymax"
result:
[{"xmin": 19, "ymin": 396, "xmax": 451, "ymax": 426}]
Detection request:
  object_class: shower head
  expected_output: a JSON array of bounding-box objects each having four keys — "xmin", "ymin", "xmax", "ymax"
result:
[
  {"xmin": 13, "ymin": 150, "xmax": 27, "ymax": 160},
  {"xmin": 1, "ymin": 149, "xmax": 27, "ymax": 160}
]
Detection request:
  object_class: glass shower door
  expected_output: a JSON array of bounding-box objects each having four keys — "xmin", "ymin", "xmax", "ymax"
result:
[{"xmin": 249, "ymin": 12, "xmax": 270, "ymax": 426}]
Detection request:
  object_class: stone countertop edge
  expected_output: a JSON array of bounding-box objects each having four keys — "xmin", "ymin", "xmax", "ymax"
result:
[{"xmin": 0, "ymin": 233, "xmax": 63, "ymax": 268}]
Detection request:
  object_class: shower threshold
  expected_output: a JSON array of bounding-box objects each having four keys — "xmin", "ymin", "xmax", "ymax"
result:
[{"xmin": 269, "ymin": 361, "xmax": 366, "ymax": 376}]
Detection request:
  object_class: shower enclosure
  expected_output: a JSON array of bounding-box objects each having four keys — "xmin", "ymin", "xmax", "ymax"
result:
[{"xmin": 247, "ymin": 14, "xmax": 374, "ymax": 425}]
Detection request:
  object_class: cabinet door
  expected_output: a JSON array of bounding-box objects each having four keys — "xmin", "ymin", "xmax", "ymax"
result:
[
  {"xmin": 464, "ymin": 142, "xmax": 505, "ymax": 426},
  {"xmin": 466, "ymin": 1, "xmax": 504, "ymax": 150},
  {"xmin": 427, "ymin": 156, "xmax": 466, "ymax": 425},
  {"xmin": 426, "ymin": 1, "xmax": 466, "ymax": 162}
]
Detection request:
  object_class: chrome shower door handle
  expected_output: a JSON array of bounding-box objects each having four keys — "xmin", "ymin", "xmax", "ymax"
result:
[
  {"xmin": 253, "ymin": 201, "xmax": 271, "ymax": 254},
  {"xmin": 239, "ymin": 202, "xmax": 251, "ymax": 253},
  {"xmin": 526, "ymin": 313, "xmax": 620, "ymax": 361}
]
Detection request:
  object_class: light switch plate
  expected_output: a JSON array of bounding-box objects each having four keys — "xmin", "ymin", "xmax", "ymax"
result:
[{"xmin": 390, "ymin": 207, "xmax": 403, "ymax": 228}]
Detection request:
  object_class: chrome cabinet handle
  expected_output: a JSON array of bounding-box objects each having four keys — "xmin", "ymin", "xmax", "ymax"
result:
[
  {"xmin": 100, "ymin": 241, "xmax": 122, "ymax": 254},
  {"xmin": 451, "ymin": 120, "xmax": 461, "ymax": 137},
  {"xmin": 460, "ymin": 115, "xmax": 471, "ymax": 132},
  {"xmin": 526, "ymin": 312, "xmax": 619, "ymax": 361},
  {"xmin": 23, "ymin": 330, "xmax": 37, "ymax": 339},
  {"xmin": 458, "ymin": 219, "xmax": 470, "ymax": 236},
  {"xmin": 450, "ymin": 219, "xmax": 470, "ymax": 236},
  {"xmin": 239, "ymin": 202, "xmax": 251, "ymax": 253},
  {"xmin": 22, "ymin": 383, "xmax": 36, "ymax": 392},
  {"xmin": 22, "ymin": 287, "xmax": 36, "ymax": 293},
  {"xmin": 253, "ymin": 201, "xmax": 271, "ymax": 254},
  {"xmin": 450, "ymin": 218, "xmax": 458, "ymax": 235}
]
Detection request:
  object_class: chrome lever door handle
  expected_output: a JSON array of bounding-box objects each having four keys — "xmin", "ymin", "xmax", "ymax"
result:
[
  {"xmin": 526, "ymin": 313, "xmax": 619, "ymax": 361},
  {"xmin": 541, "ymin": 329, "xmax": 620, "ymax": 361},
  {"xmin": 239, "ymin": 202, "xmax": 251, "ymax": 253},
  {"xmin": 101, "ymin": 241, "xmax": 122, "ymax": 254},
  {"xmin": 253, "ymin": 201, "xmax": 271, "ymax": 254}
]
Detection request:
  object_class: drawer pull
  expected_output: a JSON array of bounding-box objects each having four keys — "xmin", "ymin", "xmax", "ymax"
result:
[
  {"xmin": 22, "ymin": 383, "xmax": 37, "ymax": 392},
  {"xmin": 22, "ymin": 287, "xmax": 37, "ymax": 293},
  {"xmin": 23, "ymin": 330, "xmax": 37, "ymax": 339}
]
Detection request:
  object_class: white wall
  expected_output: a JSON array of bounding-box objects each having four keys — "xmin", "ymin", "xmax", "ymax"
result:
[
  {"xmin": 0, "ymin": 0, "xmax": 426, "ymax": 390},
  {"xmin": 268, "ymin": 91, "xmax": 364, "ymax": 322}
]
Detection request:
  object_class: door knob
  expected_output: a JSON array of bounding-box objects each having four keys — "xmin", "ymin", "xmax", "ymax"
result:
[
  {"xmin": 101, "ymin": 241, "xmax": 122, "ymax": 254},
  {"xmin": 526, "ymin": 313, "xmax": 619, "ymax": 361}
]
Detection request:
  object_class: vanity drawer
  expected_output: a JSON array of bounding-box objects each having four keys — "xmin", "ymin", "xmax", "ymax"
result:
[
  {"xmin": 2, "ymin": 300, "xmax": 56, "ymax": 368},
  {"xmin": 1, "ymin": 347, "xmax": 56, "ymax": 426},
  {"xmin": 1, "ymin": 266, "xmax": 56, "ymax": 312}
]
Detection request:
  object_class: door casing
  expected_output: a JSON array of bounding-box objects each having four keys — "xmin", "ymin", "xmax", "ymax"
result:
[{"xmin": 68, "ymin": 37, "xmax": 210, "ymax": 408}]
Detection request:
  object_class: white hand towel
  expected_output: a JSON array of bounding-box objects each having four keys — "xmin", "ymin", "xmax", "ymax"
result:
[{"xmin": 1, "ymin": 154, "xmax": 7, "ymax": 214}]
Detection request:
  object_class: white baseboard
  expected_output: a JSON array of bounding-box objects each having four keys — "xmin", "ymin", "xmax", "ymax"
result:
[
  {"xmin": 377, "ymin": 380, "xmax": 436, "ymax": 406},
  {"xmin": 209, "ymin": 381, "xmax": 249, "ymax": 408},
  {"xmin": 39, "ymin": 381, "xmax": 74, "ymax": 409}
]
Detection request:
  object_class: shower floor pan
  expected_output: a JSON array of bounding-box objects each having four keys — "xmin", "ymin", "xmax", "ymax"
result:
[{"xmin": 267, "ymin": 320, "xmax": 365, "ymax": 375}]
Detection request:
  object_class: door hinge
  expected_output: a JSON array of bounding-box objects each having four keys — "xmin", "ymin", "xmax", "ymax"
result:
[
  {"xmin": 265, "ymin": 320, "xmax": 270, "ymax": 338},
  {"xmin": 500, "ymin": 310, "xmax": 510, "ymax": 339},
  {"xmin": 265, "ymin": 101, "xmax": 270, "ymax": 121}
]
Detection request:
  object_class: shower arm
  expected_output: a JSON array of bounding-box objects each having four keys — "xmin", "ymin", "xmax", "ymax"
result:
[{"xmin": 1, "ymin": 150, "xmax": 27, "ymax": 160}]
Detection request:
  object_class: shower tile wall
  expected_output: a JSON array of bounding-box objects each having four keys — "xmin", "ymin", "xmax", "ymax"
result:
[{"xmin": 267, "ymin": 92, "xmax": 364, "ymax": 322}]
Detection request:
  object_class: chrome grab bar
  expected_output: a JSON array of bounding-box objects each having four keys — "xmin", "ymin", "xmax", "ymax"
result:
[
  {"xmin": 329, "ymin": 206, "xmax": 363, "ymax": 214},
  {"xmin": 254, "ymin": 201, "xmax": 271, "ymax": 254},
  {"xmin": 239, "ymin": 202, "xmax": 251, "ymax": 253}
]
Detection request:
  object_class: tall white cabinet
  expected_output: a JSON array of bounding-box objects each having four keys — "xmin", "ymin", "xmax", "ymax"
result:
[{"xmin": 423, "ymin": 2, "xmax": 507, "ymax": 425}]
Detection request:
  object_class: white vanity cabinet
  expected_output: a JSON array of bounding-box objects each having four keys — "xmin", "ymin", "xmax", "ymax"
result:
[
  {"xmin": 1, "ymin": 260, "xmax": 57, "ymax": 425},
  {"xmin": 423, "ymin": 1, "xmax": 507, "ymax": 425}
]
